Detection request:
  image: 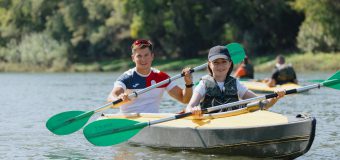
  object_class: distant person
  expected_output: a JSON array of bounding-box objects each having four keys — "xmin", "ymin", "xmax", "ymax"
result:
[
  {"xmin": 267, "ymin": 55, "xmax": 298, "ymax": 87},
  {"xmin": 234, "ymin": 56, "xmax": 254, "ymax": 79},
  {"xmin": 107, "ymin": 39, "xmax": 194, "ymax": 113}
]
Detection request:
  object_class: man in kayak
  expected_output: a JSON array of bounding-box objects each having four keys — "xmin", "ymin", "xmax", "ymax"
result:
[
  {"xmin": 185, "ymin": 45, "xmax": 285, "ymax": 116},
  {"xmin": 266, "ymin": 55, "xmax": 298, "ymax": 87},
  {"xmin": 233, "ymin": 56, "xmax": 254, "ymax": 79},
  {"xmin": 107, "ymin": 39, "xmax": 194, "ymax": 113}
]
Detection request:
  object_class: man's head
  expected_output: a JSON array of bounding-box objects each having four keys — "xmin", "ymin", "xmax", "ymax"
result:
[
  {"xmin": 276, "ymin": 55, "xmax": 285, "ymax": 65},
  {"xmin": 130, "ymin": 39, "xmax": 154, "ymax": 73},
  {"xmin": 131, "ymin": 39, "xmax": 153, "ymax": 55}
]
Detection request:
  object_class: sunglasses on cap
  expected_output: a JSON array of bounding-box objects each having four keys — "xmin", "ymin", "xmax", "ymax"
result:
[{"xmin": 131, "ymin": 39, "xmax": 153, "ymax": 50}]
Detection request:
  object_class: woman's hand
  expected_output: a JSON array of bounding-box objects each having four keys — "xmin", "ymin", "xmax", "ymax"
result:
[
  {"xmin": 274, "ymin": 89, "xmax": 286, "ymax": 100},
  {"xmin": 263, "ymin": 89, "xmax": 286, "ymax": 109},
  {"xmin": 190, "ymin": 106, "xmax": 202, "ymax": 118}
]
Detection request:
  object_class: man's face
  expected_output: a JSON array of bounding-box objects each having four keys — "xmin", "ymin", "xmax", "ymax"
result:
[{"xmin": 131, "ymin": 47, "xmax": 154, "ymax": 70}]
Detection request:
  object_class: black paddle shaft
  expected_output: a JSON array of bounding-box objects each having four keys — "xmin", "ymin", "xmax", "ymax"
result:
[
  {"xmin": 265, "ymin": 82, "xmax": 323, "ymax": 99},
  {"xmin": 174, "ymin": 108, "xmax": 208, "ymax": 119},
  {"xmin": 265, "ymin": 89, "xmax": 298, "ymax": 99}
]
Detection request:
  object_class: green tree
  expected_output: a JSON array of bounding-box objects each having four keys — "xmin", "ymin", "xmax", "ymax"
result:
[
  {"xmin": 293, "ymin": 0, "xmax": 340, "ymax": 52},
  {"xmin": 125, "ymin": 0, "xmax": 303, "ymax": 57}
]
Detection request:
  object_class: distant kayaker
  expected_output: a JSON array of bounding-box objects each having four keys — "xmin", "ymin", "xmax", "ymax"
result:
[
  {"xmin": 185, "ymin": 45, "xmax": 285, "ymax": 117},
  {"xmin": 266, "ymin": 55, "xmax": 298, "ymax": 87},
  {"xmin": 233, "ymin": 56, "xmax": 254, "ymax": 79},
  {"xmin": 107, "ymin": 39, "xmax": 194, "ymax": 113}
]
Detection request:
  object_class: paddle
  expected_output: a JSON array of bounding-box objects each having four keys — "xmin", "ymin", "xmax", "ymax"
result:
[
  {"xmin": 45, "ymin": 63, "xmax": 207, "ymax": 135},
  {"xmin": 239, "ymin": 78, "xmax": 325, "ymax": 83},
  {"xmin": 83, "ymin": 71, "xmax": 340, "ymax": 146},
  {"xmin": 46, "ymin": 43, "xmax": 246, "ymax": 136}
]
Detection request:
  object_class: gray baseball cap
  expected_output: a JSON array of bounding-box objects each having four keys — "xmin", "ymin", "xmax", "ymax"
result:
[{"xmin": 208, "ymin": 46, "xmax": 231, "ymax": 62}]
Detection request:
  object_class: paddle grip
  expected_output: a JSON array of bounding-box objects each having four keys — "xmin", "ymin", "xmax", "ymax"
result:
[
  {"xmin": 265, "ymin": 88, "xmax": 298, "ymax": 99},
  {"xmin": 112, "ymin": 99, "xmax": 123, "ymax": 105},
  {"xmin": 175, "ymin": 108, "xmax": 208, "ymax": 119},
  {"xmin": 265, "ymin": 93, "xmax": 278, "ymax": 99},
  {"xmin": 285, "ymin": 89, "xmax": 297, "ymax": 95},
  {"xmin": 175, "ymin": 112, "xmax": 192, "ymax": 119}
]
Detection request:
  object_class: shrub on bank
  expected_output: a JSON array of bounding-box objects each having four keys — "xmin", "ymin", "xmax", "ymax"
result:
[
  {"xmin": 0, "ymin": 33, "xmax": 69, "ymax": 71},
  {"xmin": 255, "ymin": 52, "xmax": 340, "ymax": 72}
]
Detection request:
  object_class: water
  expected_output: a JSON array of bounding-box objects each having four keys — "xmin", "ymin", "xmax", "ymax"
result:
[{"xmin": 0, "ymin": 71, "xmax": 339, "ymax": 159}]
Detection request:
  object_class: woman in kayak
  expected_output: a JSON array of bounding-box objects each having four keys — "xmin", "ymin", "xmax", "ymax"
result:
[{"xmin": 185, "ymin": 45, "xmax": 286, "ymax": 116}]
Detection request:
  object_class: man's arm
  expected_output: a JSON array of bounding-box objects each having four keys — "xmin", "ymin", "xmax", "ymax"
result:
[
  {"xmin": 234, "ymin": 66, "xmax": 246, "ymax": 78},
  {"xmin": 293, "ymin": 68, "xmax": 298, "ymax": 84},
  {"xmin": 267, "ymin": 70, "xmax": 279, "ymax": 87},
  {"xmin": 167, "ymin": 68, "xmax": 193, "ymax": 104},
  {"xmin": 107, "ymin": 86, "xmax": 125, "ymax": 102},
  {"xmin": 168, "ymin": 86, "xmax": 193, "ymax": 104},
  {"xmin": 107, "ymin": 86, "xmax": 132, "ymax": 108},
  {"xmin": 267, "ymin": 79, "xmax": 276, "ymax": 87}
]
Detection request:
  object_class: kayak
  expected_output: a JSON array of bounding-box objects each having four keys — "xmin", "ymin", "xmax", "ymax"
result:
[
  {"xmin": 101, "ymin": 107, "xmax": 315, "ymax": 159},
  {"xmin": 240, "ymin": 80, "xmax": 301, "ymax": 93}
]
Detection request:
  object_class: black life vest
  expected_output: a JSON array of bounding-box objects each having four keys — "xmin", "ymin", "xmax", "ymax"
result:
[
  {"xmin": 200, "ymin": 75, "xmax": 244, "ymax": 113},
  {"xmin": 274, "ymin": 65, "xmax": 296, "ymax": 84}
]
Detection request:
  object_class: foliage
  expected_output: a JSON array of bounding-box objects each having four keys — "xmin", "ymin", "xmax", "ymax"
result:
[
  {"xmin": 126, "ymin": 0, "xmax": 304, "ymax": 57},
  {"xmin": 0, "ymin": 0, "xmax": 339, "ymax": 72},
  {"xmin": 293, "ymin": 0, "xmax": 340, "ymax": 52},
  {"xmin": 0, "ymin": 32, "xmax": 69, "ymax": 70},
  {"xmin": 255, "ymin": 52, "xmax": 340, "ymax": 72}
]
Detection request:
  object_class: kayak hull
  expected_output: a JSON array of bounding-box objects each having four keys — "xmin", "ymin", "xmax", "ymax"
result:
[{"xmin": 102, "ymin": 111, "xmax": 315, "ymax": 159}]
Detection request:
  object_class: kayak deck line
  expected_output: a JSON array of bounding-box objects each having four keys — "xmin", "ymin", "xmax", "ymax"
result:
[
  {"xmin": 100, "ymin": 101, "xmax": 261, "ymax": 120},
  {"xmin": 102, "ymin": 110, "xmax": 290, "ymax": 129}
]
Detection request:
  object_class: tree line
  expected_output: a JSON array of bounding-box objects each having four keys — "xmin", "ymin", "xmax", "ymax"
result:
[{"xmin": 0, "ymin": 0, "xmax": 339, "ymax": 70}]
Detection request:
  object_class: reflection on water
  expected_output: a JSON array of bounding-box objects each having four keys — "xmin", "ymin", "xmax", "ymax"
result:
[{"xmin": 0, "ymin": 71, "xmax": 339, "ymax": 159}]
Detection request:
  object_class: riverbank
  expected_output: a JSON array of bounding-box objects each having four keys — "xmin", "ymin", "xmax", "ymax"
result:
[
  {"xmin": 74, "ymin": 52, "xmax": 340, "ymax": 72},
  {"xmin": 0, "ymin": 52, "xmax": 339, "ymax": 72},
  {"xmin": 254, "ymin": 52, "xmax": 340, "ymax": 72}
]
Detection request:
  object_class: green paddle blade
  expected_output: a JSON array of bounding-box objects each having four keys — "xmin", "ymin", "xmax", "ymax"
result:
[
  {"xmin": 83, "ymin": 119, "xmax": 147, "ymax": 146},
  {"xmin": 46, "ymin": 110, "xmax": 94, "ymax": 135},
  {"xmin": 225, "ymin": 43, "xmax": 246, "ymax": 64},
  {"xmin": 323, "ymin": 71, "xmax": 340, "ymax": 90}
]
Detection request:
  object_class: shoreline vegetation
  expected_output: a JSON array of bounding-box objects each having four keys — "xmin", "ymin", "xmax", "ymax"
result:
[{"xmin": 0, "ymin": 52, "xmax": 339, "ymax": 73}]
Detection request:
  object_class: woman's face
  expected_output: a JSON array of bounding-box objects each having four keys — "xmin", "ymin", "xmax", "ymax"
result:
[{"xmin": 209, "ymin": 58, "xmax": 231, "ymax": 77}]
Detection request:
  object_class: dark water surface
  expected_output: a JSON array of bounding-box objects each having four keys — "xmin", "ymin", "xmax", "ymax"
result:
[{"xmin": 0, "ymin": 71, "xmax": 339, "ymax": 159}]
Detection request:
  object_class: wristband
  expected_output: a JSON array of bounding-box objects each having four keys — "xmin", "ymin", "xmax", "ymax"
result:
[{"xmin": 185, "ymin": 83, "xmax": 194, "ymax": 88}]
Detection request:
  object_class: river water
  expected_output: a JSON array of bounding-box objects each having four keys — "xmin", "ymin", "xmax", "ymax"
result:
[{"xmin": 0, "ymin": 71, "xmax": 339, "ymax": 159}]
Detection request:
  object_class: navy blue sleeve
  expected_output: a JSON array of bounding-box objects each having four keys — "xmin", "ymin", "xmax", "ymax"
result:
[{"xmin": 116, "ymin": 73, "xmax": 130, "ymax": 86}]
